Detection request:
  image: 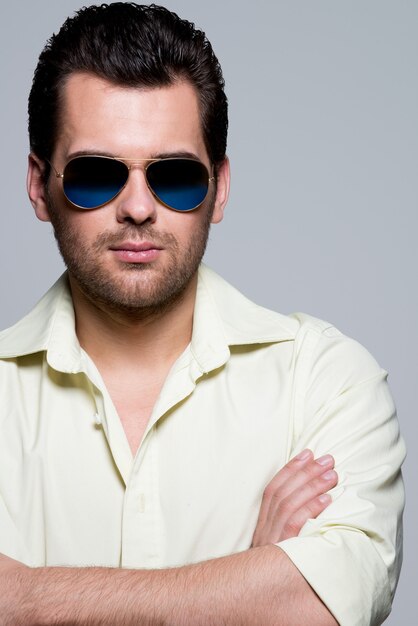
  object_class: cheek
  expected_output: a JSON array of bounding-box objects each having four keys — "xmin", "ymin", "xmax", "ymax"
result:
[
  {"xmin": 172, "ymin": 212, "xmax": 211, "ymax": 245},
  {"xmin": 69, "ymin": 212, "xmax": 111, "ymax": 241},
  {"xmin": 51, "ymin": 211, "xmax": 108, "ymax": 255},
  {"xmin": 162, "ymin": 211, "xmax": 195, "ymax": 239}
]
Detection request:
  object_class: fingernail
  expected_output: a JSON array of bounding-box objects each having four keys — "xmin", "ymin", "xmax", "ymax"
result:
[
  {"xmin": 318, "ymin": 494, "xmax": 332, "ymax": 504},
  {"xmin": 322, "ymin": 470, "xmax": 337, "ymax": 481},
  {"xmin": 295, "ymin": 449, "xmax": 312, "ymax": 461},
  {"xmin": 316, "ymin": 454, "xmax": 333, "ymax": 467}
]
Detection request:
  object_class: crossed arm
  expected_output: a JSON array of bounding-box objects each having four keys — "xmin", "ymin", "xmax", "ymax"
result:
[{"xmin": 0, "ymin": 451, "xmax": 338, "ymax": 625}]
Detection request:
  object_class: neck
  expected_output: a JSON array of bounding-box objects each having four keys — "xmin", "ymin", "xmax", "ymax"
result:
[{"xmin": 69, "ymin": 272, "xmax": 198, "ymax": 372}]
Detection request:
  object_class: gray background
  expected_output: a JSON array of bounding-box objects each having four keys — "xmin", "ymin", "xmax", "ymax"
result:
[{"xmin": 0, "ymin": 1, "xmax": 416, "ymax": 623}]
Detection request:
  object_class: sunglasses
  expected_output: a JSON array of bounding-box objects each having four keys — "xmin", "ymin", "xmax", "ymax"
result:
[{"xmin": 48, "ymin": 155, "xmax": 215, "ymax": 212}]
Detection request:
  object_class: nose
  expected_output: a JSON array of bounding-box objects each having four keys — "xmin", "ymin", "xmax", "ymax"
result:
[{"xmin": 115, "ymin": 166, "xmax": 158, "ymax": 225}]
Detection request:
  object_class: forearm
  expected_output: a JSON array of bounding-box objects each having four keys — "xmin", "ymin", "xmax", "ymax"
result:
[{"xmin": 10, "ymin": 546, "xmax": 336, "ymax": 626}]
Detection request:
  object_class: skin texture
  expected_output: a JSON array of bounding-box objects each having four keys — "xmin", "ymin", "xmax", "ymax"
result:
[
  {"xmin": 12, "ymin": 73, "xmax": 340, "ymax": 624},
  {"xmin": 0, "ymin": 451, "xmax": 338, "ymax": 625},
  {"xmin": 252, "ymin": 450, "xmax": 337, "ymax": 546},
  {"xmin": 30, "ymin": 75, "xmax": 229, "ymax": 321},
  {"xmin": 28, "ymin": 75, "xmax": 231, "ymax": 453}
]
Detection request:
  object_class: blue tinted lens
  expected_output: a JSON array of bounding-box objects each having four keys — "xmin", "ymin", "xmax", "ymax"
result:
[
  {"xmin": 63, "ymin": 157, "xmax": 128, "ymax": 209},
  {"xmin": 151, "ymin": 184, "xmax": 208, "ymax": 211},
  {"xmin": 63, "ymin": 183, "xmax": 124, "ymax": 209},
  {"xmin": 147, "ymin": 159, "xmax": 209, "ymax": 211}
]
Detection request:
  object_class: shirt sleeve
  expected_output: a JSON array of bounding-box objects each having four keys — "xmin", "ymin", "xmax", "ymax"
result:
[{"xmin": 277, "ymin": 318, "xmax": 406, "ymax": 626}]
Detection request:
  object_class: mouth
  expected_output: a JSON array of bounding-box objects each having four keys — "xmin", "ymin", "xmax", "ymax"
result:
[
  {"xmin": 109, "ymin": 241, "xmax": 163, "ymax": 263},
  {"xmin": 109, "ymin": 241, "xmax": 163, "ymax": 252}
]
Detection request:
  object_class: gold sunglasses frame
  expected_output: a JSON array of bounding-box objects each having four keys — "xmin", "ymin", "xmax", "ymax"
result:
[{"xmin": 47, "ymin": 155, "xmax": 215, "ymax": 212}]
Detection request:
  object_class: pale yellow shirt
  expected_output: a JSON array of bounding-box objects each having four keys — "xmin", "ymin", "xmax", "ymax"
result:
[{"xmin": 0, "ymin": 264, "xmax": 405, "ymax": 626}]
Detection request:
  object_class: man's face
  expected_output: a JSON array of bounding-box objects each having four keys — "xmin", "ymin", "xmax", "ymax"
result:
[{"xmin": 30, "ymin": 73, "xmax": 228, "ymax": 316}]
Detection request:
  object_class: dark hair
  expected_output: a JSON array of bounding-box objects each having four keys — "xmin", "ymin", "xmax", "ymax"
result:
[{"xmin": 28, "ymin": 2, "xmax": 228, "ymax": 172}]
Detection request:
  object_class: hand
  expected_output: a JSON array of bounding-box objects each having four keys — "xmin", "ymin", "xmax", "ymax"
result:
[{"xmin": 251, "ymin": 450, "xmax": 338, "ymax": 547}]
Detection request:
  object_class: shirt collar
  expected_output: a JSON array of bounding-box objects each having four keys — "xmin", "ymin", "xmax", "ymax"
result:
[
  {"xmin": 0, "ymin": 264, "xmax": 298, "ymax": 374},
  {"xmin": 191, "ymin": 264, "xmax": 297, "ymax": 373},
  {"xmin": 0, "ymin": 273, "xmax": 84, "ymax": 373}
]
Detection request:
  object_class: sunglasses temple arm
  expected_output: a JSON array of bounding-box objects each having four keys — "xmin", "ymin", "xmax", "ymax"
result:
[{"xmin": 44, "ymin": 159, "xmax": 63, "ymax": 178}]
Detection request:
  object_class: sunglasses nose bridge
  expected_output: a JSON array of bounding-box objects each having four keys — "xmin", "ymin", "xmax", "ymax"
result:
[
  {"xmin": 123, "ymin": 161, "xmax": 153, "ymax": 189},
  {"xmin": 122, "ymin": 160, "xmax": 154, "ymax": 187},
  {"xmin": 121, "ymin": 158, "xmax": 153, "ymax": 170}
]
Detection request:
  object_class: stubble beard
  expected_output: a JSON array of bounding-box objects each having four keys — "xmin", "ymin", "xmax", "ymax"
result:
[{"xmin": 46, "ymin": 197, "xmax": 214, "ymax": 321}]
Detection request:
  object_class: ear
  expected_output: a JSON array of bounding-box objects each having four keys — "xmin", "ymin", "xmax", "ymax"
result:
[
  {"xmin": 27, "ymin": 153, "xmax": 52, "ymax": 222},
  {"xmin": 211, "ymin": 156, "xmax": 230, "ymax": 224}
]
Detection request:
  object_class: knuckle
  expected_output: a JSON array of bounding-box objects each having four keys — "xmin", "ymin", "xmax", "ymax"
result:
[
  {"xmin": 309, "ymin": 470, "xmax": 338, "ymax": 494},
  {"xmin": 284, "ymin": 521, "xmax": 301, "ymax": 537},
  {"xmin": 272, "ymin": 466, "xmax": 291, "ymax": 485},
  {"xmin": 263, "ymin": 484, "xmax": 275, "ymax": 500},
  {"xmin": 300, "ymin": 464, "xmax": 317, "ymax": 480},
  {"xmin": 305, "ymin": 500, "xmax": 323, "ymax": 517},
  {"xmin": 305, "ymin": 498, "xmax": 328, "ymax": 520},
  {"xmin": 276, "ymin": 496, "xmax": 293, "ymax": 516},
  {"xmin": 287, "ymin": 456, "xmax": 302, "ymax": 470},
  {"xmin": 312, "ymin": 475, "xmax": 327, "ymax": 490},
  {"xmin": 264, "ymin": 477, "xmax": 287, "ymax": 500},
  {"xmin": 306, "ymin": 478, "xmax": 327, "ymax": 498},
  {"xmin": 295, "ymin": 479, "xmax": 324, "ymax": 504},
  {"xmin": 264, "ymin": 469, "xmax": 286, "ymax": 492}
]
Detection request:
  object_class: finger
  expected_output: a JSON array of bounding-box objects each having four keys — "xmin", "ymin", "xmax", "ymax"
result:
[
  {"xmin": 264, "ymin": 449, "xmax": 314, "ymax": 493},
  {"xmin": 252, "ymin": 455, "xmax": 337, "ymax": 547},
  {"xmin": 280, "ymin": 493, "xmax": 333, "ymax": 541},
  {"xmin": 265, "ymin": 454, "xmax": 335, "ymax": 517},
  {"xmin": 268, "ymin": 469, "xmax": 338, "ymax": 538},
  {"xmin": 252, "ymin": 470, "xmax": 337, "ymax": 548},
  {"xmin": 256, "ymin": 450, "xmax": 314, "ymax": 527},
  {"xmin": 267, "ymin": 454, "xmax": 334, "ymax": 497}
]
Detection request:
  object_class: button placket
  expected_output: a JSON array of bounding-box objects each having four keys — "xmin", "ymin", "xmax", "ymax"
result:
[{"xmin": 121, "ymin": 428, "xmax": 163, "ymax": 568}]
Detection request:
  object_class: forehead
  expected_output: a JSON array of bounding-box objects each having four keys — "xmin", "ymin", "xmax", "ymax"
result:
[{"xmin": 55, "ymin": 72, "xmax": 207, "ymax": 160}]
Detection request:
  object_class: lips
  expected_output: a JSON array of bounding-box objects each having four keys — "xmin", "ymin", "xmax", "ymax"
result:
[
  {"xmin": 109, "ymin": 241, "xmax": 163, "ymax": 263},
  {"xmin": 109, "ymin": 241, "xmax": 162, "ymax": 252}
]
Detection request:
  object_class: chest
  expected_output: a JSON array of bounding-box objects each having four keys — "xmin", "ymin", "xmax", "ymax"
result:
[
  {"xmin": 2, "ymin": 344, "xmax": 297, "ymax": 567},
  {"xmin": 104, "ymin": 374, "xmax": 166, "ymax": 455}
]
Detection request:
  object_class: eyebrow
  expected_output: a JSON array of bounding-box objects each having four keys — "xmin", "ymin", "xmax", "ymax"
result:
[{"xmin": 65, "ymin": 149, "xmax": 202, "ymax": 161}]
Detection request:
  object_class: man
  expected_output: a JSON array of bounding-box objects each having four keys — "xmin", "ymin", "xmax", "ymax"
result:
[{"xmin": 0, "ymin": 3, "xmax": 405, "ymax": 625}]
